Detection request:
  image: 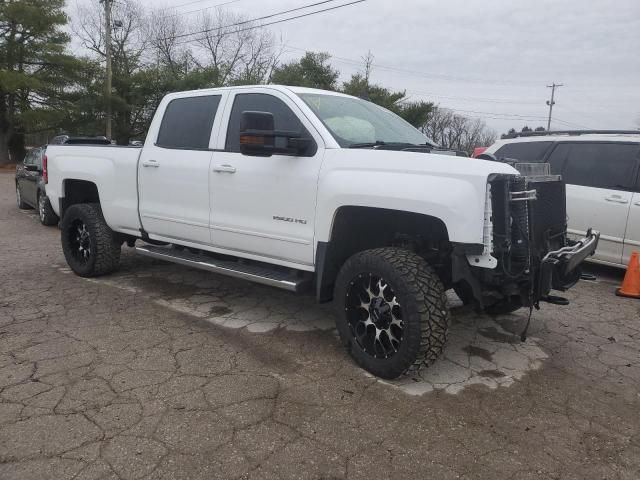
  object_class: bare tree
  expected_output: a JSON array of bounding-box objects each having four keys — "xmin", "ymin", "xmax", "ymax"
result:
[
  {"xmin": 422, "ymin": 107, "xmax": 496, "ymax": 154},
  {"xmin": 194, "ymin": 9, "xmax": 279, "ymax": 85},
  {"xmin": 145, "ymin": 10, "xmax": 193, "ymax": 76},
  {"xmin": 74, "ymin": 0, "xmax": 147, "ymax": 63},
  {"xmin": 73, "ymin": 0, "xmax": 149, "ymax": 144}
]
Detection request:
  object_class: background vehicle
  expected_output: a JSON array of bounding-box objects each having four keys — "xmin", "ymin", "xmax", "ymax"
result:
[
  {"xmin": 49, "ymin": 135, "xmax": 111, "ymax": 146},
  {"xmin": 44, "ymin": 86, "xmax": 597, "ymax": 379},
  {"xmin": 15, "ymin": 146, "xmax": 58, "ymax": 225},
  {"xmin": 484, "ymin": 131, "xmax": 640, "ymax": 268},
  {"xmin": 471, "ymin": 146, "xmax": 488, "ymax": 158}
]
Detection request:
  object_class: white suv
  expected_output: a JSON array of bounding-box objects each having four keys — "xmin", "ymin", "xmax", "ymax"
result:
[{"xmin": 485, "ymin": 131, "xmax": 640, "ymax": 268}]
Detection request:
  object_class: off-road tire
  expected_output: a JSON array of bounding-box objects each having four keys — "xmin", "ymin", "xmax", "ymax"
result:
[
  {"xmin": 16, "ymin": 184, "xmax": 30, "ymax": 209},
  {"xmin": 38, "ymin": 191, "xmax": 59, "ymax": 226},
  {"xmin": 334, "ymin": 247, "xmax": 449, "ymax": 379},
  {"xmin": 61, "ymin": 203, "xmax": 121, "ymax": 277}
]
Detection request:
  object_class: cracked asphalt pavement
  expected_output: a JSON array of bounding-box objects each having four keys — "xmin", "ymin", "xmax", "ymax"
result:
[{"xmin": 1, "ymin": 172, "xmax": 639, "ymax": 479}]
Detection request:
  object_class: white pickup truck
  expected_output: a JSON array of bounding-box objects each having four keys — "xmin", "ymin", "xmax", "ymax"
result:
[{"xmin": 45, "ymin": 85, "xmax": 598, "ymax": 379}]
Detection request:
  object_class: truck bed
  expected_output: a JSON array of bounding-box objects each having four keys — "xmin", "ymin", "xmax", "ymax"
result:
[{"xmin": 46, "ymin": 144, "xmax": 143, "ymax": 236}]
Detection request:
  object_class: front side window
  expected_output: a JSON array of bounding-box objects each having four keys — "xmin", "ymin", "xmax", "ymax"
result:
[
  {"xmin": 297, "ymin": 92, "xmax": 434, "ymax": 148},
  {"xmin": 494, "ymin": 141, "xmax": 553, "ymax": 162},
  {"xmin": 156, "ymin": 95, "xmax": 221, "ymax": 150},
  {"xmin": 549, "ymin": 142, "xmax": 640, "ymax": 190},
  {"xmin": 225, "ymin": 93, "xmax": 313, "ymax": 154}
]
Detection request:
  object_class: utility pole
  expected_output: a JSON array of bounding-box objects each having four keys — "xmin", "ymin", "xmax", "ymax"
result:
[
  {"xmin": 102, "ymin": 0, "xmax": 112, "ymax": 140},
  {"xmin": 546, "ymin": 82, "xmax": 563, "ymax": 131}
]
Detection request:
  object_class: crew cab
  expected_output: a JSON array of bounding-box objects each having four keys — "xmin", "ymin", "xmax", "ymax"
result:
[{"xmin": 45, "ymin": 85, "xmax": 598, "ymax": 379}]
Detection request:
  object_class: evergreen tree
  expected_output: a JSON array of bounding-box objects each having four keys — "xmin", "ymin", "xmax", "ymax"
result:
[
  {"xmin": 0, "ymin": 0, "xmax": 80, "ymax": 164},
  {"xmin": 270, "ymin": 52, "xmax": 339, "ymax": 91}
]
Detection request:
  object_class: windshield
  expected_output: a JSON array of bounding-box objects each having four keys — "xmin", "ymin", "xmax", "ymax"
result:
[{"xmin": 297, "ymin": 92, "xmax": 436, "ymax": 148}]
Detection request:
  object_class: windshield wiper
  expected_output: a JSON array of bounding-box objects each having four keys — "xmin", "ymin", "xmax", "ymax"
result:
[{"xmin": 348, "ymin": 141, "xmax": 415, "ymax": 149}]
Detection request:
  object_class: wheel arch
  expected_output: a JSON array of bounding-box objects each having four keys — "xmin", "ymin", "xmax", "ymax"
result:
[
  {"xmin": 315, "ymin": 206, "xmax": 451, "ymax": 302},
  {"xmin": 59, "ymin": 179, "xmax": 100, "ymax": 219}
]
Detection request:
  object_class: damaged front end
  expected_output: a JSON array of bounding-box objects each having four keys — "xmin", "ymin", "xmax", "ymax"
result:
[{"xmin": 455, "ymin": 163, "xmax": 599, "ymax": 311}]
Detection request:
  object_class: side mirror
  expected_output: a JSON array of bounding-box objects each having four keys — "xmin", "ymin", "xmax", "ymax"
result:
[
  {"xmin": 239, "ymin": 110, "xmax": 311, "ymax": 157},
  {"xmin": 24, "ymin": 164, "xmax": 40, "ymax": 172}
]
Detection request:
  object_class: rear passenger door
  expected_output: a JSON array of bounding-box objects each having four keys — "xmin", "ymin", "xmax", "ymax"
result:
[
  {"xmin": 547, "ymin": 142, "xmax": 640, "ymax": 266},
  {"xmin": 138, "ymin": 92, "xmax": 225, "ymax": 246}
]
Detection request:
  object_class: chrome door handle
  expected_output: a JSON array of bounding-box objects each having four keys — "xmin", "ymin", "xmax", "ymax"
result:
[
  {"xmin": 213, "ymin": 164, "xmax": 236, "ymax": 173},
  {"xmin": 634, "ymin": 201, "xmax": 640, "ymax": 207},
  {"xmin": 142, "ymin": 160, "xmax": 160, "ymax": 168},
  {"xmin": 604, "ymin": 196, "xmax": 628, "ymax": 204}
]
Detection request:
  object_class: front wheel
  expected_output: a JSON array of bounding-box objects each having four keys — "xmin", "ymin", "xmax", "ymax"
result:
[
  {"xmin": 334, "ymin": 248, "xmax": 450, "ymax": 379},
  {"xmin": 61, "ymin": 203, "xmax": 121, "ymax": 277},
  {"xmin": 38, "ymin": 192, "xmax": 59, "ymax": 226}
]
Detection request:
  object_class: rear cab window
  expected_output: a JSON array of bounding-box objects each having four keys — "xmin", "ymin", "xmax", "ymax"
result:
[
  {"xmin": 547, "ymin": 142, "xmax": 640, "ymax": 190},
  {"xmin": 156, "ymin": 95, "xmax": 222, "ymax": 150},
  {"xmin": 494, "ymin": 141, "xmax": 554, "ymax": 162}
]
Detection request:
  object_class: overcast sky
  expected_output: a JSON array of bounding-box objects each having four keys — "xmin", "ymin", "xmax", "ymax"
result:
[{"xmin": 69, "ymin": 0, "xmax": 640, "ymax": 134}]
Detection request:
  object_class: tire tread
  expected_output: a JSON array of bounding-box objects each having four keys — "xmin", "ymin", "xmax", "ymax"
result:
[
  {"xmin": 335, "ymin": 247, "xmax": 449, "ymax": 378},
  {"xmin": 61, "ymin": 203, "xmax": 120, "ymax": 277}
]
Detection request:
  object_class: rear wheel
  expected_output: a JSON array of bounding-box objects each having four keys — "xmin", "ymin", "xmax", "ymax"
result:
[
  {"xmin": 38, "ymin": 192, "xmax": 59, "ymax": 226},
  {"xmin": 16, "ymin": 184, "xmax": 29, "ymax": 209},
  {"xmin": 334, "ymin": 247, "xmax": 449, "ymax": 379},
  {"xmin": 61, "ymin": 203, "xmax": 121, "ymax": 277}
]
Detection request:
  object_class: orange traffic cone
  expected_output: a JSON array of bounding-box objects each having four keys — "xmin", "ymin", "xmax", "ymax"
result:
[{"xmin": 616, "ymin": 252, "xmax": 640, "ymax": 299}]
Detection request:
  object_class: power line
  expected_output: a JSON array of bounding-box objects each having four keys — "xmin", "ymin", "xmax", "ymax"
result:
[
  {"xmin": 405, "ymin": 89, "xmax": 540, "ymax": 106},
  {"xmin": 447, "ymin": 108, "xmax": 547, "ymax": 120},
  {"xmin": 164, "ymin": 0, "xmax": 234, "ymax": 10},
  {"xmin": 552, "ymin": 116, "xmax": 592, "ymax": 129},
  {"xmin": 160, "ymin": 0, "xmax": 244, "ymax": 19},
  {"xmin": 155, "ymin": 0, "xmax": 351, "ymax": 44},
  {"xmin": 284, "ymin": 45, "xmax": 543, "ymax": 87}
]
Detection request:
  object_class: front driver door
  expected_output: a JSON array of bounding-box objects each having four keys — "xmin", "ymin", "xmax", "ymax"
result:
[
  {"xmin": 209, "ymin": 90, "xmax": 324, "ymax": 267},
  {"xmin": 138, "ymin": 93, "xmax": 224, "ymax": 246}
]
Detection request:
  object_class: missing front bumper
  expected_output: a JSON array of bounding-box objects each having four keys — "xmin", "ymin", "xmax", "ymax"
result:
[{"xmin": 539, "ymin": 228, "xmax": 600, "ymax": 296}]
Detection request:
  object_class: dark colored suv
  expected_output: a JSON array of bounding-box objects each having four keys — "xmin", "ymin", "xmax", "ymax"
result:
[{"xmin": 15, "ymin": 146, "xmax": 59, "ymax": 225}]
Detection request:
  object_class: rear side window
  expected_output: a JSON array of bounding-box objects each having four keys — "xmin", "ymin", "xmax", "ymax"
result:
[
  {"xmin": 24, "ymin": 150, "xmax": 35, "ymax": 164},
  {"xmin": 494, "ymin": 141, "xmax": 553, "ymax": 162},
  {"xmin": 33, "ymin": 148, "xmax": 42, "ymax": 168},
  {"xmin": 225, "ymin": 93, "xmax": 315, "ymax": 155},
  {"xmin": 156, "ymin": 95, "xmax": 221, "ymax": 150},
  {"xmin": 548, "ymin": 142, "xmax": 640, "ymax": 190}
]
